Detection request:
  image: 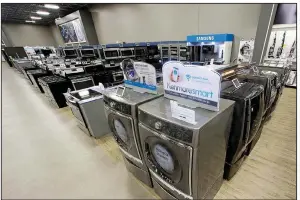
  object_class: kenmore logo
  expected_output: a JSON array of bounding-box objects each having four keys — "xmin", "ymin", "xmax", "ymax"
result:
[
  {"xmin": 196, "ymin": 36, "xmax": 215, "ymax": 41},
  {"xmin": 167, "ymin": 83, "xmax": 213, "ymax": 98}
]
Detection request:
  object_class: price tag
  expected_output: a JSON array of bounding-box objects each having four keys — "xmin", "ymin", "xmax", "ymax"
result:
[
  {"xmin": 170, "ymin": 100, "xmax": 196, "ymax": 125},
  {"xmin": 70, "ymin": 65, "xmax": 75, "ymax": 68},
  {"xmin": 147, "ymin": 43, "xmax": 150, "ymax": 46},
  {"xmin": 232, "ymin": 78, "xmax": 241, "ymax": 89}
]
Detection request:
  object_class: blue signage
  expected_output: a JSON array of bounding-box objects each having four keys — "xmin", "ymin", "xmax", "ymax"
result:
[{"xmin": 187, "ymin": 34, "xmax": 234, "ymax": 43}]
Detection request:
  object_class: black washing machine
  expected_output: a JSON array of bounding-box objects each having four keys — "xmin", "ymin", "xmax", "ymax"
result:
[
  {"xmin": 221, "ymin": 80, "xmax": 264, "ymax": 180},
  {"xmin": 236, "ymin": 69, "xmax": 278, "ymax": 120}
]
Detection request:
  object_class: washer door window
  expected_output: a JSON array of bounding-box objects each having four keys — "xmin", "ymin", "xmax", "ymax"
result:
[
  {"xmin": 114, "ymin": 119, "xmax": 128, "ymax": 143},
  {"xmin": 106, "ymin": 108, "xmax": 140, "ymax": 160},
  {"xmin": 152, "ymin": 144, "xmax": 175, "ymax": 174},
  {"xmin": 142, "ymin": 130, "xmax": 192, "ymax": 196}
]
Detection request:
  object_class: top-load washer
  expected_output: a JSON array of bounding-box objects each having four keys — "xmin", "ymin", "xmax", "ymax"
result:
[
  {"xmin": 221, "ymin": 80, "xmax": 265, "ymax": 180},
  {"xmin": 103, "ymin": 86, "xmax": 164, "ymax": 187},
  {"xmin": 138, "ymin": 97, "xmax": 235, "ymax": 199}
]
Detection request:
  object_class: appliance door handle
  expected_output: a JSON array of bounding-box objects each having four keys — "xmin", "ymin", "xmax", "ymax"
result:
[{"xmin": 67, "ymin": 97, "xmax": 77, "ymax": 104}]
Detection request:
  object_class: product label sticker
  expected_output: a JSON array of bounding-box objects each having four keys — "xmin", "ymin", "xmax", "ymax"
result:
[
  {"xmin": 170, "ymin": 100, "xmax": 196, "ymax": 125},
  {"xmin": 121, "ymin": 59, "xmax": 157, "ymax": 94},
  {"xmin": 163, "ymin": 61, "xmax": 221, "ymax": 111},
  {"xmin": 232, "ymin": 78, "xmax": 241, "ymax": 89}
]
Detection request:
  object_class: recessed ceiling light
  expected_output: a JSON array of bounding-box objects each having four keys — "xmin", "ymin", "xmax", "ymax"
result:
[
  {"xmin": 25, "ymin": 20, "xmax": 36, "ymax": 23},
  {"xmin": 36, "ymin": 11, "xmax": 50, "ymax": 15},
  {"xmin": 44, "ymin": 4, "xmax": 59, "ymax": 9},
  {"xmin": 30, "ymin": 16, "xmax": 42, "ymax": 20}
]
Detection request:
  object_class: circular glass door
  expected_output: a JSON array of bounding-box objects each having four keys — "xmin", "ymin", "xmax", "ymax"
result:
[
  {"xmin": 113, "ymin": 119, "xmax": 128, "ymax": 143},
  {"xmin": 152, "ymin": 144, "xmax": 175, "ymax": 174}
]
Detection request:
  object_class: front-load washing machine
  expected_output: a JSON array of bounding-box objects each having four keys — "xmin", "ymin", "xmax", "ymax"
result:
[
  {"xmin": 138, "ymin": 97, "xmax": 235, "ymax": 199},
  {"xmin": 221, "ymin": 80, "xmax": 264, "ymax": 180},
  {"xmin": 103, "ymin": 86, "xmax": 164, "ymax": 187},
  {"xmin": 236, "ymin": 69, "xmax": 278, "ymax": 120}
]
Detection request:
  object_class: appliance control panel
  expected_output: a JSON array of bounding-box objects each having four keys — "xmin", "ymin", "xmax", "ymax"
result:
[
  {"xmin": 139, "ymin": 110, "xmax": 193, "ymax": 143},
  {"xmin": 103, "ymin": 96, "xmax": 132, "ymax": 115}
]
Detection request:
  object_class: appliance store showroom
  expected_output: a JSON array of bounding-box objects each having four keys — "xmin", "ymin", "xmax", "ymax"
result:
[{"xmin": 1, "ymin": 3, "xmax": 297, "ymax": 199}]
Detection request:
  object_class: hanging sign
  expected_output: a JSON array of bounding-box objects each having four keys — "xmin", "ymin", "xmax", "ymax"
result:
[
  {"xmin": 163, "ymin": 61, "xmax": 221, "ymax": 111},
  {"xmin": 121, "ymin": 59, "xmax": 157, "ymax": 94},
  {"xmin": 237, "ymin": 39, "xmax": 255, "ymax": 64}
]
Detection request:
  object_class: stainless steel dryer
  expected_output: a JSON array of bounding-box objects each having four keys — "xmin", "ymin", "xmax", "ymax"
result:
[
  {"xmin": 103, "ymin": 86, "xmax": 164, "ymax": 187},
  {"xmin": 138, "ymin": 97, "xmax": 235, "ymax": 199}
]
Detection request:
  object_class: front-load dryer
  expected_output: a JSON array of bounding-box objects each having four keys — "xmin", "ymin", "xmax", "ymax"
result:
[
  {"xmin": 138, "ymin": 97, "xmax": 235, "ymax": 199},
  {"xmin": 103, "ymin": 86, "xmax": 164, "ymax": 187},
  {"xmin": 221, "ymin": 80, "xmax": 264, "ymax": 180}
]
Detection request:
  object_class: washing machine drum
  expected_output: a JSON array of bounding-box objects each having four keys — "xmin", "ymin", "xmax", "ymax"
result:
[
  {"xmin": 141, "ymin": 131, "xmax": 192, "ymax": 196},
  {"xmin": 113, "ymin": 119, "xmax": 129, "ymax": 143},
  {"xmin": 106, "ymin": 111, "xmax": 140, "ymax": 160},
  {"xmin": 221, "ymin": 81, "xmax": 264, "ymax": 164},
  {"xmin": 152, "ymin": 144, "xmax": 175, "ymax": 173}
]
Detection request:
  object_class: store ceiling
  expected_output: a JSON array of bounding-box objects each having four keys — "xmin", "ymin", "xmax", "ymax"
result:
[{"xmin": 1, "ymin": 3, "xmax": 90, "ymax": 25}]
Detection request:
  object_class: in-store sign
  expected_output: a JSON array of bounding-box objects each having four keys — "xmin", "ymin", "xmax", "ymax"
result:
[
  {"xmin": 163, "ymin": 61, "xmax": 221, "ymax": 111},
  {"xmin": 121, "ymin": 59, "xmax": 157, "ymax": 94},
  {"xmin": 197, "ymin": 36, "xmax": 215, "ymax": 41}
]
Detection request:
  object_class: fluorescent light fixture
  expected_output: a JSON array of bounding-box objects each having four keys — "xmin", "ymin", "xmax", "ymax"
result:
[
  {"xmin": 44, "ymin": 4, "xmax": 59, "ymax": 9},
  {"xmin": 30, "ymin": 16, "xmax": 42, "ymax": 20},
  {"xmin": 36, "ymin": 11, "xmax": 50, "ymax": 15},
  {"xmin": 25, "ymin": 20, "xmax": 36, "ymax": 23}
]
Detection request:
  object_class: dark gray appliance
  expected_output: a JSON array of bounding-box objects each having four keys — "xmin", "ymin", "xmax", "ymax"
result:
[
  {"xmin": 103, "ymin": 86, "xmax": 164, "ymax": 187},
  {"xmin": 38, "ymin": 75, "xmax": 73, "ymax": 108},
  {"xmin": 27, "ymin": 69, "xmax": 49, "ymax": 93},
  {"xmin": 71, "ymin": 76, "xmax": 95, "ymax": 90},
  {"xmin": 221, "ymin": 81, "xmax": 264, "ymax": 180},
  {"xmin": 138, "ymin": 97, "xmax": 234, "ymax": 199},
  {"xmin": 134, "ymin": 47, "xmax": 147, "ymax": 61},
  {"xmin": 64, "ymin": 86, "xmax": 110, "ymax": 137}
]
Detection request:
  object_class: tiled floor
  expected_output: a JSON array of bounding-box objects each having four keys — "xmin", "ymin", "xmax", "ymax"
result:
[{"xmin": 2, "ymin": 62, "xmax": 296, "ymax": 199}]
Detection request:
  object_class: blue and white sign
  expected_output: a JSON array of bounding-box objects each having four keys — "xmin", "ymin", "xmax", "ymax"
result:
[
  {"xmin": 121, "ymin": 59, "xmax": 157, "ymax": 94},
  {"xmin": 163, "ymin": 61, "xmax": 221, "ymax": 111},
  {"xmin": 187, "ymin": 33, "xmax": 234, "ymax": 43}
]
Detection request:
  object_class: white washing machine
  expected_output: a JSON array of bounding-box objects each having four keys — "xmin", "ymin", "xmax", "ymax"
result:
[
  {"xmin": 138, "ymin": 97, "xmax": 235, "ymax": 199},
  {"xmin": 103, "ymin": 86, "xmax": 164, "ymax": 187}
]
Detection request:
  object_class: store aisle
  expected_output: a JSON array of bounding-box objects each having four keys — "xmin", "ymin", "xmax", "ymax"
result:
[
  {"xmin": 1, "ymin": 63, "xmax": 156, "ymax": 199},
  {"xmin": 2, "ymin": 63, "xmax": 296, "ymax": 199}
]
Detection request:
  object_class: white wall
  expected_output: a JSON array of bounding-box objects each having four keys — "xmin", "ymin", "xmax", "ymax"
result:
[
  {"xmin": 2, "ymin": 23, "xmax": 57, "ymax": 47},
  {"xmin": 90, "ymin": 4, "xmax": 262, "ymax": 59}
]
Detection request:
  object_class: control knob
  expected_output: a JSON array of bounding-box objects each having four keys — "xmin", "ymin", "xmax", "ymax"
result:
[
  {"xmin": 154, "ymin": 121, "xmax": 162, "ymax": 130},
  {"xmin": 110, "ymin": 101, "xmax": 116, "ymax": 108}
]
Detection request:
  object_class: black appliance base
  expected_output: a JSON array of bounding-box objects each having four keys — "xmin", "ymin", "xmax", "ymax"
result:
[
  {"xmin": 224, "ymin": 154, "xmax": 246, "ymax": 180},
  {"xmin": 245, "ymin": 125, "xmax": 264, "ymax": 156}
]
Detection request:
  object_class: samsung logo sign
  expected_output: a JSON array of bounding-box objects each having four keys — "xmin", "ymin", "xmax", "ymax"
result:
[{"xmin": 196, "ymin": 36, "xmax": 214, "ymax": 41}]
